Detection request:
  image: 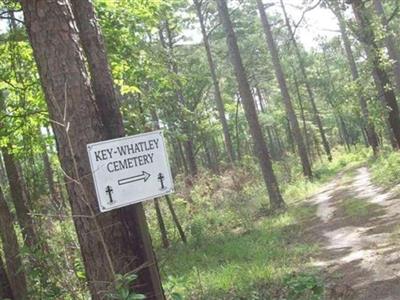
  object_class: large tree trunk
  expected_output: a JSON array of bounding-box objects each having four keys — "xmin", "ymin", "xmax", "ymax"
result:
[
  {"xmin": 0, "ymin": 253, "xmax": 14, "ymax": 300},
  {"xmin": 21, "ymin": 1, "xmax": 164, "ymax": 299},
  {"xmin": 329, "ymin": 1, "xmax": 379, "ymax": 154},
  {"xmin": 349, "ymin": 0, "xmax": 400, "ymax": 149},
  {"xmin": 217, "ymin": 0, "xmax": 285, "ymax": 210},
  {"xmin": 0, "ymin": 186, "xmax": 27, "ymax": 300},
  {"xmin": 67, "ymin": 1, "xmax": 164, "ymax": 298},
  {"xmin": 279, "ymin": 0, "xmax": 332, "ymax": 161},
  {"xmin": 2, "ymin": 148, "xmax": 38, "ymax": 248},
  {"xmin": 257, "ymin": 0, "xmax": 312, "ymax": 179},
  {"xmin": 373, "ymin": 0, "xmax": 400, "ymax": 93},
  {"xmin": 70, "ymin": 0, "xmax": 124, "ymax": 138},
  {"xmin": 193, "ymin": 0, "xmax": 235, "ymax": 163},
  {"xmin": 371, "ymin": 70, "xmax": 398, "ymax": 148}
]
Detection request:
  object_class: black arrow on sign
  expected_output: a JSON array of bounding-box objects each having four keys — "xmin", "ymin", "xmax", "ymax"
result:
[{"xmin": 118, "ymin": 171, "xmax": 151, "ymax": 186}]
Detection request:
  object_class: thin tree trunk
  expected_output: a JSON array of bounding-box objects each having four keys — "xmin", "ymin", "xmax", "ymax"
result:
[
  {"xmin": 177, "ymin": 140, "xmax": 189, "ymax": 175},
  {"xmin": 266, "ymin": 127, "xmax": 276, "ymax": 159},
  {"xmin": 317, "ymin": 57, "xmax": 352, "ymax": 151},
  {"xmin": 279, "ymin": 0, "xmax": 332, "ymax": 161},
  {"xmin": 41, "ymin": 135, "xmax": 62, "ymax": 210},
  {"xmin": 193, "ymin": 0, "xmax": 235, "ymax": 163},
  {"xmin": 339, "ymin": 118, "xmax": 352, "ymax": 151},
  {"xmin": 2, "ymin": 149, "xmax": 38, "ymax": 248},
  {"xmin": 0, "ymin": 154, "xmax": 6, "ymax": 186},
  {"xmin": 154, "ymin": 199, "xmax": 169, "ymax": 248},
  {"xmin": 329, "ymin": 1, "xmax": 379, "ymax": 154},
  {"xmin": 286, "ymin": 119, "xmax": 295, "ymax": 153},
  {"xmin": 257, "ymin": 0, "xmax": 312, "ymax": 178},
  {"xmin": 165, "ymin": 195, "xmax": 187, "ymax": 243},
  {"xmin": 255, "ymin": 85, "xmax": 265, "ymax": 113},
  {"xmin": 182, "ymin": 138, "xmax": 198, "ymax": 177},
  {"xmin": 210, "ymin": 134, "xmax": 221, "ymax": 172},
  {"xmin": 217, "ymin": 0, "xmax": 285, "ymax": 210},
  {"xmin": 292, "ymin": 71, "xmax": 312, "ymax": 161},
  {"xmin": 203, "ymin": 139, "xmax": 213, "ymax": 171},
  {"xmin": 21, "ymin": 1, "xmax": 164, "ymax": 298},
  {"xmin": 373, "ymin": 0, "xmax": 400, "ymax": 93},
  {"xmin": 149, "ymin": 111, "xmax": 170, "ymax": 249},
  {"xmin": 0, "ymin": 186, "xmax": 27, "ymax": 300},
  {"xmin": 273, "ymin": 126, "xmax": 284, "ymax": 158},
  {"xmin": 235, "ymin": 95, "xmax": 242, "ymax": 161},
  {"xmin": 151, "ymin": 110, "xmax": 186, "ymax": 244},
  {"xmin": 159, "ymin": 23, "xmax": 198, "ymax": 177},
  {"xmin": 350, "ymin": 0, "xmax": 400, "ymax": 149}
]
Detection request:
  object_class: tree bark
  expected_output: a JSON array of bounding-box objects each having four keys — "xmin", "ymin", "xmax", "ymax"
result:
[
  {"xmin": 0, "ymin": 186, "xmax": 27, "ymax": 300},
  {"xmin": 193, "ymin": 0, "xmax": 235, "ymax": 163},
  {"xmin": 279, "ymin": 0, "xmax": 332, "ymax": 161},
  {"xmin": 68, "ymin": 1, "xmax": 165, "ymax": 297},
  {"xmin": 69, "ymin": 0, "xmax": 124, "ymax": 138},
  {"xmin": 21, "ymin": 1, "xmax": 164, "ymax": 298},
  {"xmin": 217, "ymin": 0, "xmax": 285, "ymax": 210},
  {"xmin": 0, "ymin": 253, "xmax": 14, "ymax": 300},
  {"xmin": 257, "ymin": 0, "xmax": 312, "ymax": 179},
  {"xmin": 329, "ymin": 1, "xmax": 379, "ymax": 154},
  {"xmin": 371, "ymin": 70, "xmax": 398, "ymax": 148},
  {"xmin": 349, "ymin": 0, "xmax": 400, "ymax": 149}
]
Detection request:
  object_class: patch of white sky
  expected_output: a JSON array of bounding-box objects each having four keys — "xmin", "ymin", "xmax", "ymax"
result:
[
  {"xmin": 182, "ymin": 0, "xmax": 342, "ymax": 51},
  {"xmin": 0, "ymin": 19, "xmax": 6, "ymax": 34},
  {"xmin": 273, "ymin": 0, "xmax": 340, "ymax": 50}
]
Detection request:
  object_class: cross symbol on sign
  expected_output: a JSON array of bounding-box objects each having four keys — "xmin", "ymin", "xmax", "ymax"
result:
[
  {"xmin": 105, "ymin": 185, "xmax": 114, "ymax": 203},
  {"xmin": 158, "ymin": 173, "xmax": 165, "ymax": 190}
]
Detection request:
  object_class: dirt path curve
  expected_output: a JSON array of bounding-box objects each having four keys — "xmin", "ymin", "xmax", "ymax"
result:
[{"xmin": 309, "ymin": 167, "xmax": 400, "ymax": 299}]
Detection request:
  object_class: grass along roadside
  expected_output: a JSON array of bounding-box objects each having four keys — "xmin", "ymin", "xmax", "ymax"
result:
[
  {"xmin": 370, "ymin": 150, "xmax": 400, "ymax": 189},
  {"xmin": 340, "ymin": 197, "xmax": 383, "ymax": 219}
]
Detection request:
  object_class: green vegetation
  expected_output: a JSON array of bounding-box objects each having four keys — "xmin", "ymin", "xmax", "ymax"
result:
[
  {"xmin": 370, "ymin": 151, "xmax": 400, "ymax": 188},
  {"xmin": 1, "ymin": 0, "xmax": 400, "ymax": 298},
  {"xmin": 144, "ymin": 149, "xmax": 371, "ymax": 299},
  {"xmin": 341, "ymin": 197, "xmax": 382, "ymax": 218},
  {"xmin": 282, "ymin": 147, "xmax": 371, "ymax": 203}
]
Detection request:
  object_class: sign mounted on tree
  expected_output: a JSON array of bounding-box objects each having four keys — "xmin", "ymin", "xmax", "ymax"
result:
[{"xmin": 87, "ymin": 130, "xmax": 174, "ymax": 212}]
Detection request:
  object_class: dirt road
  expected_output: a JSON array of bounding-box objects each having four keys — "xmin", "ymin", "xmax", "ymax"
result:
[{"xmin": 309, "ymin": 167, "xmax": 400, "ymax": 299}]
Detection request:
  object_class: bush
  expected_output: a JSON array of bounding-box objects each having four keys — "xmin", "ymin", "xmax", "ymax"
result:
[
  {"xmin": 283, "ymin": 272, "xmax": 324, "ymax": 300},
  {"xmin": 370, "ymin": 151, "xmax": 400, "ymax": 188}
]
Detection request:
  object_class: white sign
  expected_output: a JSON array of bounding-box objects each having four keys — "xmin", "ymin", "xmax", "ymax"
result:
[{"xmin": 87, "ymin": 130, "xmax": 174, "ymax": 212}]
